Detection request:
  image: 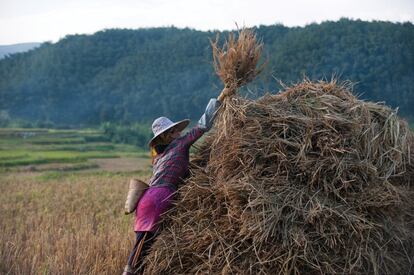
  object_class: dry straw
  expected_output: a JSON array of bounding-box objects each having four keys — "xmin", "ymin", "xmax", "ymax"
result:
[
  {"xmin": 144, "ymin": 30, "xmax": 414, "ymax": 274},
  {"xmin": 211, "ymin": 28, "xmax": 265, "ymax": 100},
  {"xmin": 0, "ymin": 173, "xmax": 140, "ymax": 274}
]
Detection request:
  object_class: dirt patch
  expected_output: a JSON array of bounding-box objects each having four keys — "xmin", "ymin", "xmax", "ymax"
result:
[
  {"xmin": 18, "ymin": 162, "xmax": 98, "ymax": 172},
  {"xmin": 91, "ymin": 157, "xmax": 151, "ymax": 172}
]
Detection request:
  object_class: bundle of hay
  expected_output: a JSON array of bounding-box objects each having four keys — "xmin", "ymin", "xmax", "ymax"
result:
[
  {"xmin": 211, "ymin": 28, "xmax": 264, "ymax": 100},
  {"xmin": 144, "ymin": 30, "xmax": 414, "ymax": 274}
]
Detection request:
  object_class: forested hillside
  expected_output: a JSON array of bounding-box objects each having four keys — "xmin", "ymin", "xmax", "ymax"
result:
[
  {"xmin": 0, "ymin": 42, "xmax": 41, "ymax": 59},
  {"xmin": 0, "ymin": 18, "xmax": 413, "ymax": 126}
]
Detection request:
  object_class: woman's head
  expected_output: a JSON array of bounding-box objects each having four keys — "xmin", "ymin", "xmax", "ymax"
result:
[
  {"xmin": 158, "ymin": 126, "xmax": 181, "ymax": 144},
  {"xmin": 149, "ymin": 117, "xmax": 190, "ymax": 147},
  {"xmin": 152, "ymin": 127, "xmax": 180, "ymax": 147},
  {"xmin": 149, "ymin": 117, "xmax": 189, "ymax": 162}
]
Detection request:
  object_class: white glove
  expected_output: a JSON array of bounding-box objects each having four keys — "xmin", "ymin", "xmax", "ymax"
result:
[{"xmin": 198, "ymin": 98, "xmax": 221, "ymax": 131}]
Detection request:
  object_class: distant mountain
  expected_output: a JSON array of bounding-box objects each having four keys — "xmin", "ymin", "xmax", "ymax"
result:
[
  {"xmin": 0, "ymin": 42, "xmax": 42, "ymax": 59},
  {"xmin": 0, "ymin": 19, "xmax": 413, "ymax": 127}
]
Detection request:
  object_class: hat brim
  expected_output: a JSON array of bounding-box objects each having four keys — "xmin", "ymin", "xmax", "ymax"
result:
[{"xmin": 149, "ymin": 119, "xmax": 190, "ymax": 147}]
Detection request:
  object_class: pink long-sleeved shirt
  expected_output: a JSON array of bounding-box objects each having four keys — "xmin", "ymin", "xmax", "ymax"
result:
[{"xmin": 134, "ymin": 125, "xmax": 205, "ymax": 232}]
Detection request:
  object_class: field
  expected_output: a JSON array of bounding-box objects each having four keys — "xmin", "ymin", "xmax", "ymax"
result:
[{"xmin": 0, "ymin": 128, "xmax": 152, "ymax": 274}]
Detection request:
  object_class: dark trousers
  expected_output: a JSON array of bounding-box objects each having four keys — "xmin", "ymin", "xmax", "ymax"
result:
[{"xmin": 127, "ymin": 231, "xmax": 156, "ymax": 273}]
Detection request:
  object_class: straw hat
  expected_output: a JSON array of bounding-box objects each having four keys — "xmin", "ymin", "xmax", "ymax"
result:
[{"xmin": 149, "ymin": 117, "xmax": 190, "ymax": 146}]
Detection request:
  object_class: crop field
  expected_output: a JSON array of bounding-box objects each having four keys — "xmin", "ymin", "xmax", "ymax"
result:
[
  {"xmin": 0, "ymin": 128, "xmax": 152, "ymax": 274},
  {"xmin": 0, "ymin": 128, "xmax": 150, "ymax": 170}
]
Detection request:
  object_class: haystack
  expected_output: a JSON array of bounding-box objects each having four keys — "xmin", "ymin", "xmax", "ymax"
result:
[{"xmin": 144, "ymin": 30, "xmax": 414, "ymax": 275}]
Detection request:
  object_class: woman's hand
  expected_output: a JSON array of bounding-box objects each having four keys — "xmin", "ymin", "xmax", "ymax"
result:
[
  {"xmin": 198, "ymin": 98, "xmax": 221, "ymax": 131},
  {"xmin": 218, "ymin": 87, "xmax": 234, "ymax": 101}
]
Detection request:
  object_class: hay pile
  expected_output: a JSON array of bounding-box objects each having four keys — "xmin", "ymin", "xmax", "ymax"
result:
[
  {"xmin": 142, "ymin": 29, "xmax": 413, "ymax": 274},
  {"xmin": 144, "ymin": 79, "xmax": 414, "ymax": 274}
]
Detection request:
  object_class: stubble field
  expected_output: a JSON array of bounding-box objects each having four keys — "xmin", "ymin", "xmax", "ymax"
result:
[{"xmin": 0, "ymin": 129, "xmax": 151, "ymax": 274}]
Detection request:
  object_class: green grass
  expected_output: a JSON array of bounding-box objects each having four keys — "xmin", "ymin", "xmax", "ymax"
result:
[
  {"xmin": 0, "ymin": 128, "xmax": 147, "ymax": 169},
  {"xmin": 29, "ymin": 138, "xmax": 86, "ymax": 145},
  {"xmin": 0, "ymin": 151, "xmax": 120, "ymax": 167},
  {"xmin": 42, "ymin": 144, "xmax": 116, "ymax": 152}
]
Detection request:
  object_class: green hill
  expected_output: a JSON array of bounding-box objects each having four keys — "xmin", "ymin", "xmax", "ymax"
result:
[
  {"xmin": 0, "ymin": 18, "xmax": 413, "ymax": 127},
  {"xmin": 0, "ymin": 42, "xmax": 41, "ymax": 59}
]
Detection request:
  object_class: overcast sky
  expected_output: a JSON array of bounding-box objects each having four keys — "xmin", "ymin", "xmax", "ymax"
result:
[{"xmin": 1, "ymin": 0, "xmax": 413, "ymax": 45}]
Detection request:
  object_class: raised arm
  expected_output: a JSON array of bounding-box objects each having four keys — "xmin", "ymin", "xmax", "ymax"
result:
[
  {"xmin": 198, "ymin": 98, "xmax": 221, "ymax": 131},
  {"xmin": 180, "ymin": 98, "xmax": 221, "ymax": 147},
  {"xmin": 180, "ymin": 125, "xmax": 206, "ymax": 147}
]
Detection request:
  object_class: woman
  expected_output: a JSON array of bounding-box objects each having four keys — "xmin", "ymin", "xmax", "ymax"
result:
[{"xmin": 123, "ymin": 97, "xmax": 221, "ymax": 275}]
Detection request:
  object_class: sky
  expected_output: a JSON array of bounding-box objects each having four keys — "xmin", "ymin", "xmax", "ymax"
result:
[{"xmin": 0, "ymin": 0, "xmax": 413, "ymax": 45}]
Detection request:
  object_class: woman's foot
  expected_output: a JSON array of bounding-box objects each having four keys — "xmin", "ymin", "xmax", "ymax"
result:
[{"xmin": 123, "ymin": 265, "xmax": 135, "ymax": 275}]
